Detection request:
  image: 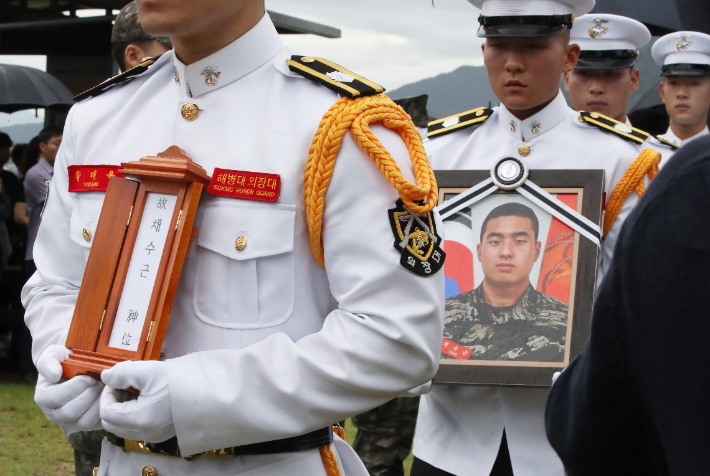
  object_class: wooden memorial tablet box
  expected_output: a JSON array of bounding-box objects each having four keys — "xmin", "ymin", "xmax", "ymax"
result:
[{"xmin": 61, "ymin": 146, "xmax": 210, "ymax": 380}]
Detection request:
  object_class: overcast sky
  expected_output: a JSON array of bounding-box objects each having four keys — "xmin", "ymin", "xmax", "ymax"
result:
[{"xmin": 268, "ymin": 0, "xmax": 485, "ymax": 90}]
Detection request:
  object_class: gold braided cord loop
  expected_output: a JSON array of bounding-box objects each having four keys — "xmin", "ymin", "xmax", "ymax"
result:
[
  {"xmin": 603, "ymin": 148, "xmax": 661, "ymax": 238},
  {"xmin": 319, "ymin": 444, "xmax": 343, "ymax": 476},
  {"xmin": 305, "ymin": 94, "xmax": 438, "ymax": 265}
]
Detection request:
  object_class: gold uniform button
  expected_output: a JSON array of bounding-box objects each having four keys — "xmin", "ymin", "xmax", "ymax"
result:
[
  {"xmin": 301, "ymin": 56, "xmax": 316, "ymax": 63},
  {"xmin": 181, "ymin": 102, "xmax": 199, "ymax": 121},
  {"xmin": 578, "ymin": 115, "xmax": 585, "ymax": 123},
  {"xmin": 590, "ymin": 112, "xmax": 600, "ymax": 119},
  {"xmin": 235, "ymin": 236, "xmax": 247, "ymax": 251},
  {"xmin": 82, "ymin": 228, "xmax": 91, "ymax": 242},
  {"xmin": 142, "ymin": 465, "xmax": 157, "ymax": 476},
  {"xmin": 518, "ymin": 144, "xmax": 530, "ymax": 157},
  {"xmin": 93, "ymin": 468, "xmax": 98, "ymax": 476},
  {"xmin": 475, "ymin": 109, "xmax": 484, "ymax": 117}
]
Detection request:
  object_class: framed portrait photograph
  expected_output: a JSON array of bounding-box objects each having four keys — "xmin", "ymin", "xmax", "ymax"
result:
[{"xmin": 433, "ymin": 169, "xmax": 604, "ymax": 387}]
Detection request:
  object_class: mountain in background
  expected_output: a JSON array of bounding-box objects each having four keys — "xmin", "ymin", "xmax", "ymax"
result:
[
  {"xmin": 0, "ymin": 122, "xmax": 43, "ymax": 144},
  {"xmin": 387, "ymin": 41, "xmax": 662, "ymax": 120},
  {"xmin": 388, "ymin": 65, "xmax": 497, "ymax": 119}
]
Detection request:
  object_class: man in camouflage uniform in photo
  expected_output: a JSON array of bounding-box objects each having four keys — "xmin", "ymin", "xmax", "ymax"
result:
[
  {"xmin": 442, "ymin": 202, "xmax": 568, "ymax": 363},
  {"xmin": 443, "ymin": 284, "xmax": 568, "ymax": 362}
]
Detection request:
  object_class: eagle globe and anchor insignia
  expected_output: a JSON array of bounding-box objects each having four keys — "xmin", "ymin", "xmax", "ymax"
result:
[
  {"xmin": 388, "ymin": 199, "xmax": 445, "ymax": 276},
  {"xmin": 492, "ymin": 156, "xmax": 528, "ymax": 190}
]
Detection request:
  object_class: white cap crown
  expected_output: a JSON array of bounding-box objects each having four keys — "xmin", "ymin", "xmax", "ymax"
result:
[
  {"xmin": 468, "ymin": 0, "xmax": 594, "ymax": 16},
  {"xmin": 571, "ymin": 14, "xmax": 651, "ymax": 51},
  {"xmin": 652, "ymin": 31, "xmax": 710, "ymax": 76}
]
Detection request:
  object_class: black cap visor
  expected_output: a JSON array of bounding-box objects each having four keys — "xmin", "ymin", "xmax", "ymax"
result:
[
  {"xmin": 575, "ymin": 50, "xmax": 638, "ymax": 70},
  {"xmin": 661, "ymin": 63, "xmax": 710, "ymax": 77},
  {"xmin": 477, "ymin": 15, "xmax": 573, "ymax": 38}
]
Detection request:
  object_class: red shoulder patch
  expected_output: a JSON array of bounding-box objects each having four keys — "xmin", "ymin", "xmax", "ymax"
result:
[{"xmin": 68, "ymin": 165, "xmax": 124, "ymax": 192}]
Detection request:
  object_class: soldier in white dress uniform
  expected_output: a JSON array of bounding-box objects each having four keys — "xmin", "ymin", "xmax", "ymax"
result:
[
  {"xmin": 653, "ymin": 31, "xmax": 710, "ymax": 164},
  {"xmin": 410, "ymin": 1, "xmax": 654, "ymax": 475},
  {"xmin": 22, "ymin": 1, "xmax": 445, "ymax": 475},
  {"xmin": 564, "ymin": 14, "xmax": 676, "ymax": 162}
]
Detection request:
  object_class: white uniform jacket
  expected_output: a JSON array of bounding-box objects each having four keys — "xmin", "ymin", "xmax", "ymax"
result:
[
  {"xmin": 22, "ymin": 14, "xmax": 444, "ymax": 476},
  {"xmin": 413, "ymin": 92, "xmax": 643, "ymax": 476}
]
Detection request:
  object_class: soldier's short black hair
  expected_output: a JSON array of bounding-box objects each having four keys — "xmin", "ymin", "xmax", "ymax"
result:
[
  {"xmin": 37, "ymin": 127, "xmax": 62, "ymax": 145},
  {"xmin": 480, "ymin": 202, "xmax": 539, "ymax": 242}
]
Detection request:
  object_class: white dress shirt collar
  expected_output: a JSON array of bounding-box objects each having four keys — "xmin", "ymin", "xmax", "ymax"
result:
[
  {"xmin": 661, "ymin": 125, "xmax": 710, "ymax": 147},
  {"xmin": 173, "ymin": 13, "xmax": 283, "ymax": 98},
  {"xmin": 496, "ymin": 90, "xmax": 569, "ymax": 142}
]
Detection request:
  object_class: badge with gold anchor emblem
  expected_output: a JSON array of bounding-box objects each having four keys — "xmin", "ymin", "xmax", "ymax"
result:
[{"xmin": 388, "ymin": 199, "xmax": 445, "ymax": 276}]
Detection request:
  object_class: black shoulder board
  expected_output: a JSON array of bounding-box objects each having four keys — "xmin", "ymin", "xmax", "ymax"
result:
[
  {"xmin": 578, "ymin": 111, "xmax": 650, "ymax": 145},
  {"xmin": 654, "ymin": 136, "xmax": 680, "ymax": 150},
  {"xmin": 427, "ymin": 107, "xmax": 493, "ymax": 139},
  {"xmin": 74, "ymin": 55, "xmax": 162, "ymax": 102},
  {"xmin": 286, "ymin": 55, "xmax": 384, "ymax": 98}
]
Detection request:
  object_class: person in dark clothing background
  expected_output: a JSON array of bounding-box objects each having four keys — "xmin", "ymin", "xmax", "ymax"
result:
[
  {"xmin": 545, "ymin": 135, "xmax": 710, "ymax": 476},
  {"xmin": 0, "ymin": 134, "xmax": 27, "ymax": 266},
  {"xmin": 18, "ymin": 137, "xmax": 40, "ymax": 179}
]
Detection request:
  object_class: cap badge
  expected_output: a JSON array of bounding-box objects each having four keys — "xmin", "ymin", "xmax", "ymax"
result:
[
  {"xmin": 614, "ymin": 123, "xmax": 633, "ymax": 134},
  {"xmin": 491, "ymin": 156, "xmax": 528, "ymax": 190},
  {"xmin": 326, "ymin": 71, "xmax": 355, "ymax": 83},
  {"xmin": 201, "ymin": 67, "xmax": 221, "ymax": 86},
  {"xmin": 677, "ymin": 33, "xmax": 693, "ymax": 52},
  {"xmin": 442, "ymin": 117, "xmax": 460, "ymax": 128},
  {"xmin": 588, "ymin": 18, "xmax": 609, "ymax": 40}
]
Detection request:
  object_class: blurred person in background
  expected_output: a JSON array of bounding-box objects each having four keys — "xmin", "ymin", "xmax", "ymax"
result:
[
  {"xmin": 4, "ymin": 139, "xmax": 23, "ymax": 178},
  {"xmin": 18, "ymin": 137, "xmax": 41, "ymax": 179},
  {"xmin": 23, "ymin": 127, "xmax": 61, "ymax": 278},
  {"xmin": 0, "ymin": 134, "xmax": 27, "ymax": 228},
  {"xmin": 654, "ymin": 31, "xmax": 710, "ymax": 155},
  {"xmin": 564, "ymin": 14, "xmax": 677, "ymax": 166},
  {"xmin": 111, "ymin": 1, "xmax": 172, "ymax": 73},
  {"xmin": 19, "ymin": 128, "xmax": 61, "ymax": 382}
]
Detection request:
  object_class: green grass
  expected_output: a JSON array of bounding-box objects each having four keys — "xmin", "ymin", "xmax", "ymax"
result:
[
  {"xmin": 0, "ymin": 383, "xmax": 74, "ymax": 476},
  {"xmin": 0, "ymin": 383, "xmax": 412, "ymax": 476}
]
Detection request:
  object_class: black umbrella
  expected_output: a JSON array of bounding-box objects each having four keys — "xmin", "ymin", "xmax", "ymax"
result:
[
  {"xmin": 0, "ymin": 64, "xmax": 73, "ymax": 113},
  {"xmin": 592, "ymin": 0, "xmax": 710, "ymax": 36}
]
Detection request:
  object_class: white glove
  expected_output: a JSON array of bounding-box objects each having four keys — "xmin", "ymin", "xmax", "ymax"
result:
[
  {"xmin": 34, "ymin": 345, "xmax": 104, "ymax": 434},
  {"xmin": 402, "ymin": 380, "xmax": 432, "ymax": 397},
  {"xmin": 100, "ymin": 360, "xmax": 175, "ymax": 443}
]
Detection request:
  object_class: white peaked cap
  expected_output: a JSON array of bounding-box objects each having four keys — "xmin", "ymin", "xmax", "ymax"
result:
[
  {"xmin": 652, "ymin": 31, "xmax": 710, "ymax": 76},
  {"xmin": 468, "ymin": 0, "xmax": 595, "ymax": 17},
  {"xmin": 572, "ymin": 14, "xmax": 651, "ymax": 52}
]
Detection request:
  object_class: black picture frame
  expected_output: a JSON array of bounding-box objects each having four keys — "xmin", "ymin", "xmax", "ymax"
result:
[{"xmin": 433, "ymin": 169, "xmax": 604, "ymax": 387}]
